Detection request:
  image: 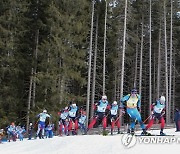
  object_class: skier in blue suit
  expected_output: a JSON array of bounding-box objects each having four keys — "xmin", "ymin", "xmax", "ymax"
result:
[
  {"xmin": 7, "ymin": 122, "xmax": 17, "ymax": 142},
  {"xmin": 78, "ymin": 110, "xmax": 87, "ymax": 135},
  {"xmin": 120, "ymin": 89, "xmax": 147, "ymax": 135},
  {"xmin": 36, "ymin": 109, "xmax": 51, "ymax": 138},
  {"xmin": 110, "ymin": 101, "xmax": 121, "ymax": 135},
  {"xmin": 59, "ymin": 106, "xmax": 69, "ymax": 136},
  {"xmin": 88, "ymin": 95, "xmax": 110, "ymax": 131},
  {"xmin": 145, "ymin": 96, "xmax": 166, "ymax": 135},
  {"xmin": 68, "ymin": 103, "xmax": 79, "ymax": 135}
]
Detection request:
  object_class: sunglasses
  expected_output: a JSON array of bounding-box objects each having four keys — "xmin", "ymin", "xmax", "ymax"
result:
[{"xmin": 131, "ymin": 91, "xmax": 137, "ymax": 94}]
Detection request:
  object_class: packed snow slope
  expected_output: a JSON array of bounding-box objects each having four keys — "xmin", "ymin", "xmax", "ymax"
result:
[{"xmin": 1, "ymin": 128, "xmax": 180, "ymax": 154}]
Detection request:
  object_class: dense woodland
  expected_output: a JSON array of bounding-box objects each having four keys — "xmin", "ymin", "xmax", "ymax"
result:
[{"xmin": 0, "ymin": 0, "xmax": 180, "ymax": 129}]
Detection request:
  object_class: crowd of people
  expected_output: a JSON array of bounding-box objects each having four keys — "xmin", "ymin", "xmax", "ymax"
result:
[
  {"xmin": 1, "ymin": 88, "xmax": 180, "ymax": 143},
  {"xmin": 0, "ymin": 122, "xmax": 26, "ymax": 142},
  {"xmin": 87, "ymin": 89, "xmax": 172, "ymax": 136}
]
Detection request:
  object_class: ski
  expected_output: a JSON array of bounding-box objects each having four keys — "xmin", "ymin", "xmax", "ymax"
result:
[
  {"xmin": 147, "ymin": 134, "xmax": 175, "ymax": 136},
  {"xmin": 135, "ymin": 134, "xmax": 175, "ymax": 137}
]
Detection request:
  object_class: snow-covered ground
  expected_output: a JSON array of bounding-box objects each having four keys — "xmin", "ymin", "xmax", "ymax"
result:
[{"xmin": 1, "ymin": 128, "xmax": 180, "ymax": 154}]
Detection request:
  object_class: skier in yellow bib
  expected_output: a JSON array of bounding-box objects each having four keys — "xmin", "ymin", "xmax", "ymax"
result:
[{"xmin": 120, "ymin": 89, "xmax": 147, "ymax": 135}]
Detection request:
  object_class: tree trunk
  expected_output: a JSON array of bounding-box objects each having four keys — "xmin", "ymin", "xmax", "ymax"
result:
[
  {"xmin": 91, "ymin": 14, "xmax": 98, "ymax": 119},
  {"xmin": 26, "ymin": 68, "xmax": 33, "ymax": 133},
  {"xmin": 157, "ymin": 26, "xmax": 161, "ymax": 99},
  {"xmin": 134, "ymin": 38, "xmax": 138, "ymax": 88},
  {"xmin": 114, "ymin": 64, "xmax": 117, "ymax": 101},
  {"xmin": 164, "ymin": 0, "xmax": 169, "ymax": 124},
  {"xmin": 44, "ymin": 48, "xmax": 50, "ymax": 103},
  {"xmin": 58, "ymin": 58, "xmax": 62, "ymax": 104},
  {"xmin": 139, "ymin": 15, "xmax": 144, "ymax": 97},
  {"xmin": 60, "ymin": 76, "xmax": 65, "ymax": 105},
  {"xmin": 86, "ymin": 0, "xmax": 94, "ymax": 128},
  {"xmin": 45, "ymin": 28, "xmax": 51, "ymax": 103},
  {"xmin": 149, "ymin": 0, "xmax": 152, "ymax": 115},
  {"xmin": 32, "ymin": 29, "xmax": 39, "ymax": 108},
  {"xmin": 120, "ymin": 0, "xmax": 127, "ymax": 99},
  {"xmin": 172, "ymin": 58, "xmax": 176, "ymax": 121},
  {"xmin": 169, "ymin": 0, "xmax": 173, "ymax": 122},
  {"xmin": 120, "ymin": 0, "xmax": 128, "ymax": 126},
  {"xmin": 103, "ymin": 1, "xmax": 107, "ymax": 95}
]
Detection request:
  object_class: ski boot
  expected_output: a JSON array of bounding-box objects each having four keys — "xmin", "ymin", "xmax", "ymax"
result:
[
  {"xmin": 130, "ymin": 128, "xmax": 135, "ymax": 135},
  {"xmin": 83, "ymin": 128, "xmax": 88, "ymax": 135},
  {"xmin": 66, "ymin": 133, "xmax": 70, "ymax": 136},
  {"xmin": 111, "ymin": 129, "xmax": 113, "ymax": 135},
  {"xmin": 160, "ymin": 131, "xmax": 166, "ymax": 136},
  {"xmin": 34, "ymin": 134, "xmax": 38, "ymax": 139},
  {"xmin": 141, "ymin": 129, "xmax": 151, "ymax": 136},
  {"xmin": 82, "ymin": 131, "xmax": 87, "ymax": 135},
  {"xmin": 72, "ymin": 130, "xmax": 77, "ymax": 135},
  {"xmin": 117, "ymin": 128, "xmax": 120, "ymax": 134}
]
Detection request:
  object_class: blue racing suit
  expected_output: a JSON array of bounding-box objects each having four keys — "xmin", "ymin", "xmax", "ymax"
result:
[
  {"xmin": 121, "ymin": 94, "xmax": 145, "ymax": 131},
  {"xmin": 36, "ymin": 113, "xmax": 51, "ymax": 137}
]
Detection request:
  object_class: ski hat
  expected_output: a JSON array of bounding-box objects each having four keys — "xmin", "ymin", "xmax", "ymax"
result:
[
  {"xmin": 43, "ymin": 109, "xmax": 47, "ymax": 113},
  {"xmin": 72, "ymin": 103, "xmax": 76, "ymax": 107},
  {"xmin": 160, "ymin": 96, "xmax": 165, "ymax": 104},
  {"xmin": 102, "ymin": 95, "xmax": 107, "ymax": 100},
  {"xmin": 131, "ymin": 88, "xmax": 137, "ymax": 93},
  {"xmin": 113, "ymin": 101, "xmax": 117, "ymax": 105}
]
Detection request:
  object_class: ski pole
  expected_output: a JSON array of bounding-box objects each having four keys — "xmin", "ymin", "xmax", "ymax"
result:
[
  {"xmin": 34, "ymin": 118, "xmax": 40, "ymax": 128},
  {"xmin": 103, "ymin": 112, "xmax": 110, "ymax": 119},
  {"xmin": 143, "ymin": 114, "xmax": 152, "ymax": 123},
  {"xmin": 114, "ymin": 113, "xmax": 124, "ymax": 123},
  {"xmin": 88, "ymin": 115, "xmax": 95, "ymax": 122}
]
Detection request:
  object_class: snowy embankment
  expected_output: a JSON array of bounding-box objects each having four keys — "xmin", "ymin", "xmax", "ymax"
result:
[{"xmin": 1, "ymin": 128, "xmax": 180, "ymax": 154}]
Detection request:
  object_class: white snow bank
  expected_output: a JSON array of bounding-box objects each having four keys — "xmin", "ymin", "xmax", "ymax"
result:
[{"xmin": 0, "ymin": 128, "xmax": 180, "ymax": 154}]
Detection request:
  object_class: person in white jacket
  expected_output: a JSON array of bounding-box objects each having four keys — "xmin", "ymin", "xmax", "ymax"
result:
[{"xmin": 36, "ymin": 109, "xmax": 51, "ymax": 138}]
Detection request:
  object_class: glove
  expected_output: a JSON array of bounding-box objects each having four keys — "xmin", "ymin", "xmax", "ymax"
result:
[
  {"xmin": 93, "ymin": 103, "xmax": 97, "ymax": 110},
  {"xmin": 161, "ymin": 111, "xmax": 165, "ymax": 117},
  {"xmin": 150, "ymin": 111, "xmax": 156, "ymax": 119},
  {"xmin": 94, "ymin": 111, "xmax": 98, "ymax": 117},
  {"xmin": 111, "ymin": 117, "xmax": 115, "ymax": 122},
  {"xmin": 120, "ymin": 108, "xmax": 125, "ymax": 114}
]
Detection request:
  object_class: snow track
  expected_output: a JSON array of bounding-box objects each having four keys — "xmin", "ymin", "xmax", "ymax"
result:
[{"xmin": 1, "ymin": 128, "xmax": 180, "ymax": 154}]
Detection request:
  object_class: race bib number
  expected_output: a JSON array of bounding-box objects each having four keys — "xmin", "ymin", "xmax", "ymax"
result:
[
  {"xmin": 154, "ymin": 106, "xmax": 163, "ymax": 113},
  {"xmin": 79, "ymin": 118, "xmax": 85, "ymax": 124},
  {"xmin": 97, "ymin": 106, "xmax": 106, "ymax": 112},
  {"xmin": 69, "ymin": 111, "xmax": 76, "ymax": 117},
  {"xmin": 111, "ymin": 109, "xmax": 117, "ymax": 115},
  {"xmin": 60, "ymin": 114, "xmax": 67, "ymax": 120},
  {"xmin": 127, "ymin": 97, "xmax": 138, "ymax": 108}
]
